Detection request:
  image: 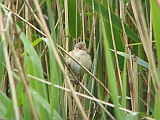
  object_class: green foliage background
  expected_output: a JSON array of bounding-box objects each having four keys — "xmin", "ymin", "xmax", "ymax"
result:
[{"xmin": 0, "ymin": 0, "xmax": 160, "ymax": 120}]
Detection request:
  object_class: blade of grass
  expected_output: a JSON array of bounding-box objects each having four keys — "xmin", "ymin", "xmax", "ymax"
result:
[
  {"xmin": 101, "ymin": 19, "xmax": 121, "ymax": 119},
  {"xmin": 68, "ymin": 0, "xmax": 81, "ymax": 38},
  {"xmin": 121, "ymin": 58, "xmax": 127, "ymax": 119},
  {"xmin": 0, "ymin": 91, "xmax": 10, "ymax": 117},
  {"xmin": 17, "ymin": 25, "xmax": 48, "ymax": 99},
  {"xmin": 23, "ymin": 95, "xmax": 32, "ymax": 120},
  {"xmin": 0, "ymin": 9, "xmax": 19, "ymax": 120},
  {"xmin": 0, "ymin": 42, "xmax": 5, "ymax": 87},
  {"xmin": 82, "ymin": 0, "xmax": 140, "ymax": 43},
  {"xmin": 151, "ymin": 0, "xmax": 160, "ymax": 68},
  {"xmin": 111, "ymin": 50, "xmax": 149, "ymax": 69},
  {"xmin": 32, "ymin": 0, "xmax": 88, "ymax": 119},
  {"xmin": 46, "ymin": 0, "xmax": 60, "ymax": 115}
]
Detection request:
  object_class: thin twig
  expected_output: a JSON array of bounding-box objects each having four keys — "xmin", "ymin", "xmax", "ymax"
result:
[
  {"xmin": 107, "ymin": 0, "xmax": 122, "ymax": 91},
  {"xmin": 0, "ymin": 9, "xmax": 20, "ymax": 120},
  {"xmin": 32, "ymin": 0, "xmax": 89, "ymax": 119},
  {"xmin": 58, "ymin": 45, "xmax": 111, "ymax": 95},
  {"xmin": 1, "ymin": 4, "xmax": 111, "ymax": 96},
  {"xmin": 27, "ymin": 74, "xmax": 155, "ymax": 120},
  {"xmin": 47, "ymin": 50, "xmax": 115, "ymax": 120}
]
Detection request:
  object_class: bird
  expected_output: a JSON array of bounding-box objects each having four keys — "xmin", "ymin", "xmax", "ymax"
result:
[{"xmin": 67, "ymin": 42, "xmax": 92, "ymax": 75}]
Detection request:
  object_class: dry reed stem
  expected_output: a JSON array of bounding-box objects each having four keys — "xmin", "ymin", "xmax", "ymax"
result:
[
  {"xmin": 0, "ymin": 9, "xmax": 20, "ymax": 120},
  {"xmin": 146, "ymin": 8, "xmax": 153, "ymax": 115},
  {"xmin": 131, "ymin": 0, "xmax": 160, "ymax": 100},
  {"xmin": 58, "ymin": 50, "xmax": 115, "ymax": 119},
  {"xmin": 58, "ymin": 45, "xmax": 111, "ymax": 95},
  {"xmin": 107, "ymin": 0, "xmax": 122, "ymax": 92},
  {"xmin": 64, "ymin": 0, "xmax": 71, "ymax": 119},
  {"xmin": 132, "ymin": 56, "xmax": 138, "ymax": 120},
  {"xmin": 2, "ymin": 3, "xmax": 111, "ymax": 97},
  {"xmin": 32, "ymin": 0, "xmax": 88, "ymax": 119},
  {"xmin": 147, "ymin": 70, "xmax": 151, "ymax": 115},
  {"xmin": 81, "ymin": 0, "xmax": 85, "ymax": 42},
  {"xmin": 88, "ymin": 0, "xmax": 97, "ymax": 118},
  {"xmin": 27, "ymin": 74, "xmax": 155, "ymax": 120},
  {"xmin": 55, "ymin": 0, "xmax": 65, "ymax": 47}
]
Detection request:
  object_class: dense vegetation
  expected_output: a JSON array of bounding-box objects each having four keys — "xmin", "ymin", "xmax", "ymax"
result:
[{"xmin": 0, "ymin": 0, "xmax": 160, "ymax": 120}]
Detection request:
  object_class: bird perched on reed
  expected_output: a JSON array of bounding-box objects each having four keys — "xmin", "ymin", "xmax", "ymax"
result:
[{"xmin": 67, "ymin": 42, "xmax": 92, "ymax": 76}]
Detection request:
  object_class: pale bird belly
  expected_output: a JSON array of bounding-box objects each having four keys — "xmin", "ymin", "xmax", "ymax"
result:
[
  {"xmin": 71, "ymin": 62, "xmax": 83, "ymax": 74},
  {"xmin": 71, "ymin": 56, "xmax": 91, "ymax": 74},
  {"xmin": 79, "ymin": 54, "xmax": 91, "ymax": 71},
  {"xmin": 68, "ymin": 50, "xmax": 91, "ymax": 74}
]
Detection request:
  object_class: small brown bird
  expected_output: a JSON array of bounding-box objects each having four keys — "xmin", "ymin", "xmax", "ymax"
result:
[{"xmin": 67, "ymin": 42, "xmax": 92, "ymax": 75}]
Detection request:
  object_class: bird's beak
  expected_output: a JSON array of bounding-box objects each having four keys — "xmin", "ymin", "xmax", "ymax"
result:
[{"xmin": 82, "ymin": 47, "xmax": 87, "ymax": 51}]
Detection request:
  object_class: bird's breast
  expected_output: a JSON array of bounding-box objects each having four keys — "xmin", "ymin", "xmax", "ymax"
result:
[{"xmin": 68, "ymin": 50, "xmax": 91, "ymax": 74}]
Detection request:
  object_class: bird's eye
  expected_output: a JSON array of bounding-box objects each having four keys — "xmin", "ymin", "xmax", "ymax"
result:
[{"xmin": 78, "ymin": 47, "xmax": 81, "ymax": 49}]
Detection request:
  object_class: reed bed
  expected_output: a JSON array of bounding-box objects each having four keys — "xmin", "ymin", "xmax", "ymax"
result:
[{"xmin": 0, "ymin": 0, "xmax": 160, "ymax": 120}]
